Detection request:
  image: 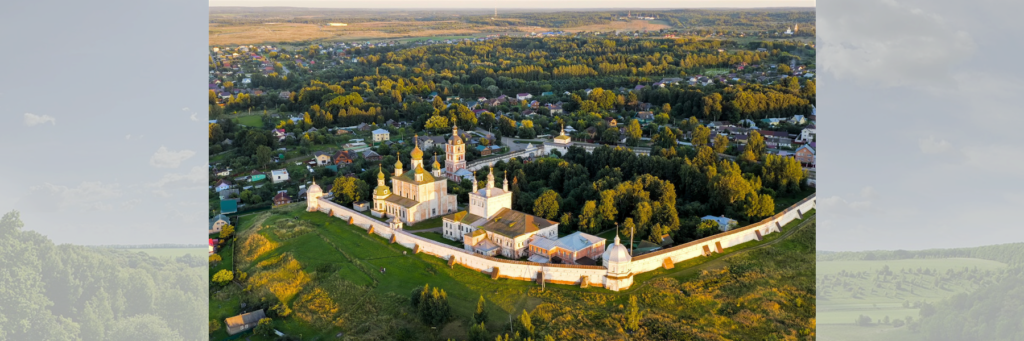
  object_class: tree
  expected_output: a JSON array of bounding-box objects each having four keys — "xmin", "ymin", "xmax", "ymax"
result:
[
  {"xmin": 425, "ymin": 115, "xmax": 451, "ymax": 134},
  {"xmin": 695, "ymin": 219, "xmax": 721, "ymax": 238},
  {"xmin": 209, "ymin": 319, "xmax": 221, "ymax": 334},
  {"xmin": 778, "ymin": 64, "xmax": 792, "ymax": 74},
  {"xmin": 108, "ymin": 313, "xmax": 184, "ymax": 339},
  {"xmin": 123, "ymin": 268, "xmax": 155, "ymax": 315},
  {"xmin": 601, "ymin": 128, "xmax": 620, "ymax": 145},
  {"xmin": 626, "ymin": 119, "xmax": 642, "ymax": 146},
  {"xmin": 691, "ymin": 125, "xmax": 710, "ymax": 147},
  {"xmin": 212, "ymin": 269, "xmax": 234, "ymax": 285},
  {"xmin": 713, "ymin": 134, "xmax": 729, "ymax": 154},
  {"xmin": 254, "ymin": 318, "xmax": 274, "ymax": 336},
  {"xmin": 744, "ymin": 192, "xmax": 775, "ymax": 220},
  {"xmin": 478, "ymin": 111, "xmax": 496, "ymax": 130},
  {"xmin": 474, "ymin": 296, "xmax": 489, "ymax": 325},
  {"xmin": 747, "ymin": 130, "xmax": 766, "ymax": 159},
  {"xmin": 625, "ymin": 295, "xmax": 641, "ymax": 335},
  {"xmin": 517, "ymin": 310, "xmax": 534, "ymax": 338},
  {"xmin": 332, "ymin": 177, "xmax": 368, "ymax": 205},
  {"xmin": 219, "ymin": 224, "xmax": 235, "ymax": 239},
  {"xmin": 432, "ymin": 96, "xmax": 445, "ymax": 110},
  {"xmin": 532, "ymin": 190, "xmax": 561, "ymax": 220},
  {"xmin": 468, "ymin": 322, "xmax": 489, "ymax": 341},
  {"xmin": 0, "ymin": 209, "xmax": 52, "ymax": 337},
  {"xmin": 578, "ymin": 201, "xmax": 599, "ymax": 233},
  {"xmin": 660, "ymin": 103, "xmax": 671, "ymax": 114},
  {"xmin": 154, "ymin": 286, "xmax": 204, "ymax": 339},
  {"xmin": 255, "ymin": 145, "xmax": 272, "ymax": 169}
]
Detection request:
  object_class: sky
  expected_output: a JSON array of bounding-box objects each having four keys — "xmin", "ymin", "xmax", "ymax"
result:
[
  {"xmin": 0, "ymin": 0, "xmax": 209, "ymax": 245},
  {"xmin": 817, "ymin": 0, "xmax": 1024, "ymax": 251},
  {"xmin": 208, "ymin": 0, "xmax": 815, "ymax": 9}
]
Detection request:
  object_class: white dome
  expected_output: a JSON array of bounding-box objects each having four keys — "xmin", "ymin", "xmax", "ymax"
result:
[
  {"xmin": 308, "ymin": 180, "xmax": 323, "ymax": 195},
  {"xmin": 603, "ymin": 236, "xmax": 631, "ymax": 264}
]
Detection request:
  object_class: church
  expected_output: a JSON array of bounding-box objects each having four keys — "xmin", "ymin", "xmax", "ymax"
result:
[
  {"xmin": 541, "ymin": 124, "xmax": 573, "ymax": 156},
  {"xmin": 371, "ymin": 136, "xmax": 457, "ymax": 225},
  {"xmin": 441, "ymin": 167, "xmax": 560, "ymax": 259}
]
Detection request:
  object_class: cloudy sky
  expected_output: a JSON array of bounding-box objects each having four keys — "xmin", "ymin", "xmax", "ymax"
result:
[
  {"xmin": 0, "ymin": 0, "xmax": 208, "ymax": 245},
  {"xmin": 209, "ymin": 0, "xmax": 814, "ymax": 8},
  {"xmin": 818, "ymin": 0, "xmax": 1024, "ymax": 251}
]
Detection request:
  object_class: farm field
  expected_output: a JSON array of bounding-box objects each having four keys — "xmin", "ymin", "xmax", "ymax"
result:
[
  {"xmin": 818, "ymin": 258, "xmax": 1006, "ymax": 276},
  {"xmin": 818, "ymin": 324, "xmax": 921, "ymax": 341},
  {"xmin": 126, "ymin": 247, "xmax": 207, "ymax": 259},
  {"xmin": 817, "ymin": 257, "xmax": 1007, "ymax": 338},
  {"xmin": 208, "ymin": 204, "xmax": 816, "ymax": 340},
  {"xmin": 235, "ymin": 115, "xmax": 264, "ymax": 127}
]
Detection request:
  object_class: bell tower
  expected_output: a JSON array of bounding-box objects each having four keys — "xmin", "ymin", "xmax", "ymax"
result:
[{"xmin": 445, "ymin": 124, "xmax": 467, "ymax": 181}]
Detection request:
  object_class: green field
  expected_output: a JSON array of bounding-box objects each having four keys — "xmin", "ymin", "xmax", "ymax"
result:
[
  {"xmin": 815, "ymin": 307, "xmax": 921, "ymax": 323},
  {"xmin": 235, "ymin": 115, "xmax": 264, "ymax": 127},
  {"xmin": 817, "ymin": 257, "xmax": 1007, "ymax": 339},
  {"xmin": 818, "ymin": 324, "xmax": 920, "ymax": 341},
  {"xmin": 126, "ymin": 248, "xmax": 207, "ymax": 259},
  {"xmin": 209, "ymin": 204, "xmax": 817, "ymax": 340},
  {"xmin": 817, "ymin": 258, "xmax": 1006, "ymax": 277}
]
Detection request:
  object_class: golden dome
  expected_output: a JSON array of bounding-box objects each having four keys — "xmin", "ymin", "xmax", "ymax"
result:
[{"xmin": 410, "ymin": 134, "xmax": 424, "ymax": 160}]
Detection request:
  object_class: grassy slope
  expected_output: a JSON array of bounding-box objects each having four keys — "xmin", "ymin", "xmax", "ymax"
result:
[{"xmin": 210, "ymin": 204, "xmax": 817, "ymax": 340}]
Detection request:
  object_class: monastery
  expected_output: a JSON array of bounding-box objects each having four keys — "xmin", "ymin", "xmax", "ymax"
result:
[{"xmin": 371, "ymin": 134, "xmax": 457, "ymax": 224}]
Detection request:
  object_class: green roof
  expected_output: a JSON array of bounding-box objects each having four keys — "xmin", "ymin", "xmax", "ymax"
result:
[{"xmin": 220, "ymin": 200, "xmax": 238, "ymax": 214}]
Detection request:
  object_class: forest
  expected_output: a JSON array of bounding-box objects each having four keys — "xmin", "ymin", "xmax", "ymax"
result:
[
  {"xmin": 919, "ymin": 266, "xmax": 1024, "ymax": 340},
  {"xmin": 0, "ymin": 210, "xmax": 207, "ymax": 341},
  {"xmin": 817, "ymin": 243, "xmax": 1024, "ymax": 265}
]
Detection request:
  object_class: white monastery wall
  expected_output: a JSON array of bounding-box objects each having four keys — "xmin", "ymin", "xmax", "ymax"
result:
[{"xmin": 311, "ymin": 193, "xmax": 815, "ymax": 291}]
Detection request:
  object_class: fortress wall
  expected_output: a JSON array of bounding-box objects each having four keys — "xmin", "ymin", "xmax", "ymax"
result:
[
  {"xmin": 310, "ymin": 193, "xmax": 815, "ymax": 291},
  {"xmin": 629, "ymin": 194, "xmax": 816, "ymax": 273}
]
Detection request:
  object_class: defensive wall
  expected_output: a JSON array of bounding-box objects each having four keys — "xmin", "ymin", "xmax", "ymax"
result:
[{"xmin": 310, "ymin": 193, "xmax": 816, "ymax": 291}]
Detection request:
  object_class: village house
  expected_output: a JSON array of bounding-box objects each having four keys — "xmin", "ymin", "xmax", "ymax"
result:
[
  {"xmin": 214, "ymin": 179, "xmax": 232, "ymax": 192},
  {"xmin": 372, "ymin": 128, "xmax": 390, "ymax": 142},
  {"xmin": 273, "ymin": 191, "xmax": 291, "ymax": 207},
  {"xmin": 209, "ymin": 214, "xmax": 230, "ymax": 234},
  {"xmin": 270, "ymin": 169, "xmax": 289, "ymax": 184},
  {"xmin": 313, "ymin": 151, "xmax": 332, "ymax": 166},
  {"xmin": 333, "ymin": 150, "xmax": 356, "ymax": 164},
  {"xmin": 516, "ymin": 93, "xmax": 532, "ymax": 101},
  {"xmin": 636, "ymin": 111, "xmax": 655, "ymax": 123},
  {"xmin": 795, "ymin": 144, "xmax": 816, "ymax": 165},
  {"xmin": 225, "ymin": 310, "xmax": 266, "ymax": 336},
  {"xmin": 702, "ymin": 215, "xmax": 739, "ymax": 232}
]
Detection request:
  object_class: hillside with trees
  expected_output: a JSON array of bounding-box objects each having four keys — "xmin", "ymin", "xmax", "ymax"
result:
[{"xmin": 0, "ymin": 210, "xmax": 206, "ymax": 341}]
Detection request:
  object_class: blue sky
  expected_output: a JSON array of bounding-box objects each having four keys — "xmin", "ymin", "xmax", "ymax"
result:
[
  {"xmin": 208, "ymin": 0, "xmax": 815, "ymax": 8},
  {"xmin": 0, "ymin": 0, "xmax": 208, "ymax": 245},
  {"xmin": 817, "ymin": 0, "xmax": 1024, "ymax": 251}
]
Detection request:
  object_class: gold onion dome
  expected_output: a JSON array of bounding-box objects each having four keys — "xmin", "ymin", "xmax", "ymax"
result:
[
  {"xmin": 410, "ymin": 134, "xmax": 424, "ymax": 160},
  {"xmin": 394, "ymin": 152, "xmax": 403, "ymax": 168},
  {"xmin": 377, "ymin": 164, "xmax": 385, "ymax": 179},
  {"xmin": 432, "ymin": 153, "xmax": 441, "ymax": 169}
]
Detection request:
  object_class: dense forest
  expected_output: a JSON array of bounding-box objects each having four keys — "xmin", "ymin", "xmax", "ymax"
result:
[
  {"xmin": 919, "ymin": 266, "xmax": 1024, "ymax": 340},
  {"xmin": 817, "ymin": 243, "xmax": 1024, "ymax": 265},
  {"xmin": 0, "ymin": 210, "xmax": 206, "ymax": 340}
]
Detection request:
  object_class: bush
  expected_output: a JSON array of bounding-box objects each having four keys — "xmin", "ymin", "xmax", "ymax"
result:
[
  {"xmin": 212, "ymin": 269, "xmax": 234, "ymax": 286},
  {"xmin": 209, "ymin": 319, "xmax": 221, "ymax": 333},
  {"xmin": 254, "ymin": 317, "xmax": 274, "ymax": 336}
]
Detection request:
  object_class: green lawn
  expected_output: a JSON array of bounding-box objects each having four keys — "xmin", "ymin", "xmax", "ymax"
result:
[
  {"xmin": 126, "ymin": 248, "xmax": 206, "ymax": 259},
  {"xmin": 405, "ymin": 215, "xmax": 445, "ymax": 231},
  {"xmin": 414, "ymin": 231, "xmax": 463, "ymax": 247},
  {"xmin": 815, "ymin": 323, "xmax": 929, "ymax": 337},
  {"xmin": 235, "ymin": 115, "xmax": 264, "ymax": 127}
]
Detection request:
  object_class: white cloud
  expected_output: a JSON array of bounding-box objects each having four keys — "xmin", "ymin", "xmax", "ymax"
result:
[
  {"xmin": 149, "ymin": 146, "xmax": 196, "ymax": 168},
  {"xmin": 80, "ymin": 200, "xmax": 114, "ymax": 210},
  {"xmin": 918, "ymin": 136, "xmax": 952, "ymax": 154},
  {"xmin": 819, "ymin": 186, "xmax": 879, "ymax": 221},
  {"xmin": 121, "ymin": 196, "xmax": 144, "ymax": 209},
  {"xmin": 23, "ymin": 113, "xmax": 56, "ymax": 126},
  {"xmin": 819, "ymin": 0, "xmax": 976, "ymax": 90},
  {"xmin": 30, "ymin": 181, "xmax": 122, "ymax": 211},
  {"xmin": 860, "ymin": 186, "xmax": 877, "ymax": 199},
  {"xmin": 125, "ymin": 134, "xmax": 131, "ymax": 140},
  {"xmin": 147, "ymin": 166, "xmax": 207, "ymax": 197}
]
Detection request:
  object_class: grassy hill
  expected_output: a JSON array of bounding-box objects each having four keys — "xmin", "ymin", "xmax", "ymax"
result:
[
  {"xmin": 815, "ymin": 256, "xmax": 1007, "ymax": 337},
  {"xmin": 209, "ymin": 204, "xmax": 817, "ymax": 340}
]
